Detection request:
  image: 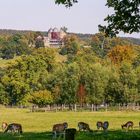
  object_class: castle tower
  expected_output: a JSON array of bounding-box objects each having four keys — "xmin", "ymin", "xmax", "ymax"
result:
[
  {"xmin": 59, "ymin": 28, "xmax": 67, "ymax": 39},
  {"xmin": 48, "ymin": 28, "xmax": 53, "ymax": 39}
]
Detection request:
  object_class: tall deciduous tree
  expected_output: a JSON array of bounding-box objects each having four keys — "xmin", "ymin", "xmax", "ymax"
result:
[
  {"xmin": 85, "ymin": 63, "xmax": 109, "ymax": 105},
  {"xmin": 108, "ymin": 45, "xmax": 136, "ymax": 65},
  {"xmin": 0, "ymin": 34, "xmax": 31, "ymax": 59},
  {"xmin": 105, "ymin": 67, "xmax": 123, "ymax": 104},
  {"xmin": 119, "ymin": 62, "xmax": 138, "ymax": 103},
  {"xmin": 1, "ymin": 49, "xmax": 56, "ymax": 105},
  {"xmin": 30, "ymin": 90, "xmax": 53, "ymax": 107},
  {"xmin": 136, "ymin": 66, "xmax": 140, "ymax": 95},
  {"xmin": 60, "ymin": 63, "xmax": 80, "ymax": 104},
  {"xmin": 60, "ymin": 35, "xmax": 80, "ymax": 55},
  {"xmin": 0, "ymin": 83, "xmax": 9, "ymax": 105}
]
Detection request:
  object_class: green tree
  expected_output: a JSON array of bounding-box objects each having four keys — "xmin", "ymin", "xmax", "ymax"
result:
[
  {"xmin": 136, "ymin": 66, "xmax": 140, "ymax": 96},
  {"xmin": 0, "ymin": 83, "xmax": 9, "ymax": 105},
  {"xmin": 60, "ymin": 35, "xmax": 80, "ymax": 55},
  {"xmin": 30, "ymin": 90, "xmax": 53, "ymax": 107},
  {"xmin": 32, "ymin": 48, "xmax": 56, "ymax": 72},
  {"xmin": 0, "ymin": 49, "xmax": 56, "ymax": 105},
  {"xmin": 85, "ymin": 63, "xmax": 109, "ymax": 106},
  {"xmin": 1, "ymin": 69, "xmax": 30, "ymax": 105},
  {"xmin": 0, "ymin": 34, "xmax": 31, "ymax": 59},
  {"xmin": 119, "ymin": 62, "xmax": 138, "ymax": 103},
  {"xmin": 133, "ymin": 54, "xmax": 140, "ymax": 68},
  {"xmin": 46, "ymin": 62, "xmax": 80, "ymax": 105},
  {"xmin": 55, "ymin": 0, "xmax": 78, "ymax": 7},
  {"xmin": 0, "ymin": 45, "xmax": 15, "ymax": 59},
  {"xmin": 90, "ymin": 33, "xmax": 106, "ymax": 57},
  {"xmin": 58, "ymin": 63, "xmax": 80, "ymax": 104},
  {"xmin": 105, "ymin": 67, "xmax": 124, "ymax": 104},
  {"xmin": 35, "ymin": 38, "xmax": 44, "ymax": 48}
]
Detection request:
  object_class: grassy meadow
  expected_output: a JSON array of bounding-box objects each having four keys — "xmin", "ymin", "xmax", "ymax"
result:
[{"xmin": 0, "ymin": 108, "xmax": 140, "ymax": 139}]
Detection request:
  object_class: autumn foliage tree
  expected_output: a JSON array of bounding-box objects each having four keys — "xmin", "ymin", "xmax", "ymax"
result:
[
  {"xmin": 77, "ymin": 84, "xmax": 86, "ymax": 106},
  {"xmin": 108, "ymin": 46, "xmax": 136, "ymax": 65}
]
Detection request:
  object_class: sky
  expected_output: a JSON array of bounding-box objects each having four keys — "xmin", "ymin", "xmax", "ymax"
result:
[{"xmin": 0, "ymin": 0, "xmax": 139, "ymax": 38}]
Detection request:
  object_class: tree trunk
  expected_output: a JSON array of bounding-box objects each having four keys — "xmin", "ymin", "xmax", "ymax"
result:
[{"xmin": 94, "ymin": 104, "xmax": 96, "ymax": 111}]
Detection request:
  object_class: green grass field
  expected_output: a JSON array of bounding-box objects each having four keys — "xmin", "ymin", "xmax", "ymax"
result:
[{"xmin": 0, "ymin": 108, "xmax": 140, "ymax": 140}]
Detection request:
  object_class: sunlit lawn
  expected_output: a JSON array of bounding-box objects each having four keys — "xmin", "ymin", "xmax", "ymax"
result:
[{"xmin": 0, "ymin": 108, "xmax": 140, "ymax": 139}]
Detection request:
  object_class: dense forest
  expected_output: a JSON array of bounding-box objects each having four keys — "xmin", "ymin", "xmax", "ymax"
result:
[{"xmin": 0, "ymin": 29, "xmax": 140, "ymax": 107}]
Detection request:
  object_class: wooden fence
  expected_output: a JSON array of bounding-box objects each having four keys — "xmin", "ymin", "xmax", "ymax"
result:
[{"xmin": 29, "ymin": 103, "xmax": 140, "ymax": 112}]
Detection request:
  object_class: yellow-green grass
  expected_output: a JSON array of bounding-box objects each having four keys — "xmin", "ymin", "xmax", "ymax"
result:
[{"xmin": 0, "ymin": 108, "xmax": 140, "ymax": 140}]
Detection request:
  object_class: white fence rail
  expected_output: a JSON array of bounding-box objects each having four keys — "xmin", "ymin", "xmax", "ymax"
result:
[{"xmin": 29, "ymin": 103, "xmax": 140, "ymax": 112}]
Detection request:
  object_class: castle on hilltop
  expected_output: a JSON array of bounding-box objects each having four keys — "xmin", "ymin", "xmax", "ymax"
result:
[{"xmin": 36, "ymin": 27, "xmax": 67, "ymax": 48}]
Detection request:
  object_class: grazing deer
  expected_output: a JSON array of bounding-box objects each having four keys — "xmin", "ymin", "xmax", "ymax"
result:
[
  {"xmin": 96, "ymin": 121, "xmax": 103, "ymax": 130},
  {"xmin": 96, "ymin": 121, "xmax": 109, "ymax": 131},
  {"xmin": 4, "ymin": 123, "xmax": 23, "ymax": 134},
  {"xmin": 121, "ymin": 121, "xmax": 133, "ymax": 130},
  {"xmin": 52, "ymin": 122, "xmax": 68, "ymax": 138},
  {"xmin": 103, "ymin": 121, "xmax": 109, "ymax": 131},
  {"xmin": 78, "ymin": 122, "xmax": 93, "ymax": 132},
  {"xmin": 2, "ymin": 122, "xmax": 8, "ymax": 131}
]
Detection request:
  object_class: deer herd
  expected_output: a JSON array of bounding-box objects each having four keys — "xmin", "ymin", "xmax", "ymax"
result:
[{"xmin": 0, "ymin": 120, "xmax": 139, "ymax": 137}]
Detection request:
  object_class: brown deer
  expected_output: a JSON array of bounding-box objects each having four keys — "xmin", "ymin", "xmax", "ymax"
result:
[
  {"xmin": 96, "ymin": 121, "xmax": 103, "ymax": 130},
  {"xmin": 78, "ymin": 122, "xmax": 93, "ymax": 132},
  {"xmin": 2, "ymin": 122, "xmax": 8, "ymax": 131},
  {"xmin": 103, "ymin": 121, "xmax": 109, "ymax": 131},
  {"xmin": 121, "ymin": 121, "xmax": 133, "ymax": 130},
  {"xmin": 52, "ymin": 122, "xmax": 68, "ymax": 138},
  {"xmin": 4, "ymin": 123, "xmax": 23, "ymax": 134},
  {"xmin": 96, "ymin": 121, "xmax": 109, "ymax": 131}
]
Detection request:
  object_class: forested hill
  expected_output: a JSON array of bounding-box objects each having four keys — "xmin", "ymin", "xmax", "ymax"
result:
[
  {"xmin": 0, "ymin": 29, "xmax": 29, "ymax": 35},
  {"xmin": 0, "ymin": 29, "xmax": 47, "ymax": 36},
  {"xmin": 72, "ymin": 32, "xmax": 140, "ymax": 46},
  {"xmin": 0, "ymin": 29, "xmax": 139, "ymax": 45},
  {"xmin": 123, "ymin": 37, "xmax": 140, "ymax": 46}
]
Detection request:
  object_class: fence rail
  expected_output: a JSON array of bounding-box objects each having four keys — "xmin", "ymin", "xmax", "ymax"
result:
[{"xmin": 28, "ymin": 103, "xmax": 140, "ymax": 112}]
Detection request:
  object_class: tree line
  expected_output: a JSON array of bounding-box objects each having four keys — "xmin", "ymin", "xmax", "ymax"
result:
[{"xmin": 0, "ymin": 32, "xmax": 140, "ymax": 107}]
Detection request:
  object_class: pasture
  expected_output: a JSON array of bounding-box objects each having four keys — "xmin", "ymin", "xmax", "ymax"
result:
[{"xmin": 0, "ymin": 108, "xmax": 140, "ymax": 140}]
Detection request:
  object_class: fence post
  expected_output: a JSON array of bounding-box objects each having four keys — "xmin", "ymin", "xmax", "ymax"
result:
[
  {"xmin": 118, "ymin": 103, "xmax": 120, "ymax": 111},
  {"xmin": 91, "ymin": 104, "xmax": 94, "ymax": 112},
  {"xmin": 74, "ymin": 104, "xmax": 77, "ymax": 112},
  {"xmin": 62, "ymin": 104, "xmax": 64, "ymax": 111},
  {"xmin": 105, "ymin": 104, "xmax": 108, "ymax": 112},
  {"xmin": 133, "ymin": 103, "xmax": 135, "ymax": 110}
]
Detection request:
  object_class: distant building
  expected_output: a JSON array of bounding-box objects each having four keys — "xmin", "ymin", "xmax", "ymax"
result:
[{"xmin": 36, "ymin": 28, "xmax": 67, "ymax": 48}]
